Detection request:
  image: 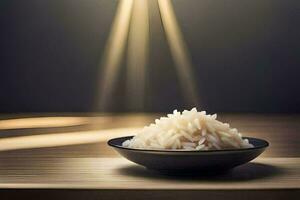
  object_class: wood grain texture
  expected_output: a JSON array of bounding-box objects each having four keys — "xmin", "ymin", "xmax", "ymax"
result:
[
  {"xmin": 0, "ymin": 189, "xmax": 299, "ymax": 200},
  {"xmin": 0, "ymin": 157, "xmax": 299, "ymax": 190},
  {"xmin": 0, "ymin": 113, "xmax": 299, "ymax": 199},
  {"xmin": 0, "ymin": 113, "xmax": 299, "ymax": 158}
]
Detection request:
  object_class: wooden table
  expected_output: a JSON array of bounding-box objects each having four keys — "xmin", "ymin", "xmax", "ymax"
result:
[{"xmin": 0, "ymin": 113, "xmax": 299, "ymax": 199}]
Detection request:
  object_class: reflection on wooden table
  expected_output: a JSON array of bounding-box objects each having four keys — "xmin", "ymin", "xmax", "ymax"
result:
[
  {"xmin": 0, "ymin": 113, "xmax": 299, "ymax": 157},
  {"xmin": 0, "ymin": 113, "xmax": 299, "ymax": 199}
]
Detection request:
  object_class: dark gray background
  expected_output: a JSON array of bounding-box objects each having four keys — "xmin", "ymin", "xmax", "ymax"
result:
[{"xmin": 0, "ymin": 0, "xmax": 299, "ymax": 113}]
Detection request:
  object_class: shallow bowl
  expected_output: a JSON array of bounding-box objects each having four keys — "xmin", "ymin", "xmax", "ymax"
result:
[{"xmin": 108, "ymin": 136, "xmax": 269, "ymax": 172}]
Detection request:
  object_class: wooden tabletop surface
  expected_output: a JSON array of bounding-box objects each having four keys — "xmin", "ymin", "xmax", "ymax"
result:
[{"xmin": 0, "ymin": 113, "xmax": 299, "ymax": 199}]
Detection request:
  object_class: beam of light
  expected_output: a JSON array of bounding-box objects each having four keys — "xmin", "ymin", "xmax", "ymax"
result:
[
  {"xmin": 98, "ymin": 0, "xmax": 134, "ymax": 111},
  {"xmin": 158, "ymin": 0, "xmax": 200, "ymax": 107},
  {"xmin": 0, "ymin": 117, "xmax": 89, "ymax": 130},
  {"xmin": 0, "ymin": 128, "xmax": 140, "ymax": 152},
  {"xmin": 126, "ymin": 0, "xmax": 149, "ymax": 111}
]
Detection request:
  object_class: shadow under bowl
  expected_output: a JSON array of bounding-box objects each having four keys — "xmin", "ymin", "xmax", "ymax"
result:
[{"xmin": 108, "ymin": 136, "xmax": 269, "ymax": 172}]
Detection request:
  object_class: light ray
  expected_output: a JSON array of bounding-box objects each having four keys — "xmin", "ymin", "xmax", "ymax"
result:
[
  {"xmin": 98, "ymin": 0, "xmax": 134, "ymax": 111},
  {"xmin": 126, "ymin": 0, "xmax": 150, "ymax": 110},
  {"xmin": 0, "ymin": 117, "xmax": 89, "ymax": 130},
  {"xmin": 158, "ymin": 0, "xmax": 200, "ymax": 107},
  {"xmin": 0, "ymin": 128, "xmax": 140, "ymax": 152}
]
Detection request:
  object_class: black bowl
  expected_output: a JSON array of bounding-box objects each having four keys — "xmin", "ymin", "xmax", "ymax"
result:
[{"xmin": 108, "ymin": 136, "xmax": 269, "ymax": 172}]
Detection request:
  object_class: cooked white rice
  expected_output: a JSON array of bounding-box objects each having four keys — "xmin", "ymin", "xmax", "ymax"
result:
[{"xmin": 122, "ymin": 108, "xmax": 253, "ymax": 150}]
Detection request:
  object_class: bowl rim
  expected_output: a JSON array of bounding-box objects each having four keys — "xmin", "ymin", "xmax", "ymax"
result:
[{"xmin": 107, "ymin": 136, "xmax": 269, "ymax": 153}]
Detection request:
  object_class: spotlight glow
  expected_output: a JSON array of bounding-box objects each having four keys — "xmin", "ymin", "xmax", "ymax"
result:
[
  {"xmin": 158, "ymin": 0, "xmax": 200, "ymax": 107},
  {"xmin": 98, "ymin": 0, "xmax": 134, "ymax": 111},
  {"xmin": 98, "ymin": 0, "xmax": 200, "ymax": 111},
  {"xmin": 126, "ymin": 0, "xmax": 149, "ymax": 110}
]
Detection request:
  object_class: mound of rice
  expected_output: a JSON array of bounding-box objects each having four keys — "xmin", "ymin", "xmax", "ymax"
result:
[{"xmin": 122, "ymin": 108, "xmax": 253, "ymax": 150}]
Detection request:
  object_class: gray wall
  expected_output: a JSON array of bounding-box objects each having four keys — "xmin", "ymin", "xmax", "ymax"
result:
[{"xmin": 0, "ymin": 0, "xmax": 299, "ymax": 113}]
